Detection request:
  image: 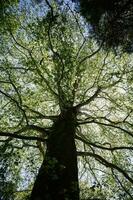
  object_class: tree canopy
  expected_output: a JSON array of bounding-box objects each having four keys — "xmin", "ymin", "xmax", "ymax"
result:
[
  {"xmin": 0, "ymin": 0, "xmax": 133, "ymax": 199},
  {"xmin": 77, "ymin": 0, "xmax": 133, "ymax": 52}
]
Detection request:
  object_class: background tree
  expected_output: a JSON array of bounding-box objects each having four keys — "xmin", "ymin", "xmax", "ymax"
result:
[
  {"xmin": 76, "ymin": 0, "xmax": 133, "ymax": 52},
  {"xmin": 0, "ymin": 0, "xmax": 133, "ymax": 199}
]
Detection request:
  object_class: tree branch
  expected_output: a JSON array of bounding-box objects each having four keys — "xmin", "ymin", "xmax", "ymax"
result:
[
  {"xmin": 78, "ymin": 41, "xmax": 104, "ymax": 66},
  {"xmin": 78, "ymin": 119, "xmax": 133, "ymax": 137},
  {"xmin": 0, "ymin": 131, "xmax": 45, "ymax": 142},
  {"xmin": 45, "ymin": 0, "xmax": 54, "ymax": 19},
  {"xmin": 75, "ymin": 87, "xmax": 101, "ymax": 109},
  {"xmin": 0, "ymin": 88, "xmax": 28, "ymax": 124},
  {"xmin": 112, "ymin": 169, "xmax": 133, "ymax": 199},
  {"xmin": 24, "ymin": 105, "xmax": 58, "ymax": 121},
  {"xmin": 77, "ymin": 151, "xmax": 133, "ymax": 185},
  {"xmin": 75, "ymin": 135, "xmax": 133, "ymax": 151},
  {"xmin": 0, "ymin": 125, "xmax": 49, "ymax": 141}
]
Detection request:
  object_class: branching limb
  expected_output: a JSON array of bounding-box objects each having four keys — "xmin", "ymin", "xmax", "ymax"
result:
[
  {"xmin": 47, "ymin": 18, "xmax": 66, "ymax": 107},
  {"xmin": 45, "ymin": 0, "xmax": 54, "ymax": 19},
  {"xmin": 9, "ymin": 29, "xmax": 58, "ymax": 97},
  {"xmin": 75, "ymin": 87, "xmax": 101, "ymax": 109},
  {"xmin": 77, "ymin": 151, "xmax": 133, "ymax": 185},
  {"xmin": 0, "ymin": 132, "xmax": 45, "ymax": 142},
  {"xmin": 24, "ymin": 105, "xmax": 58, "ymax": 121},
  {"xmin": 78, "ymin": 41, "xmax": 104, "ymax": 66},
  {"xmin": 0, "ymin": 125, "xmax": 49, "ymax": 142},
  {"xmin": 112, "ymin": 169, "xmax": 133, "ymax": 199},
  {"xmin": 78, "ymin": 119, "xmax": 133, "ymax": 137},
  {"xmin": 75, "ymin": 135, "xmax": 133, "ymax": 151},
  {"xmin": 0, "ymin": 88, "xmax": 28, "ymax": 124}
]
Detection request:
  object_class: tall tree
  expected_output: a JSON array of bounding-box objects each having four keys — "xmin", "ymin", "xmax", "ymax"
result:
[{"xmin": 0, "ymin": 1, "xmax": 133, "ymax": 199}]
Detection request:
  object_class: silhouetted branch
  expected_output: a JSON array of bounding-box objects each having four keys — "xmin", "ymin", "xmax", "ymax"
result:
[
  {"xmin": 0, "ymin": 125, "xmax": 48, "ymax": 141},
  {"xmin": 112, "ymin": 169, "xmax": 133, "ymax": 199},
  {"xmin": 76, "ymin": 135, "xmax": 133, "ymax": 151},
  {"xmin": 78, "ymin": 41, "xmax": 104, "ymax": 65},
  {"xmin": 77, "ymin": 151, "xmax": 133, "ymax": 184},
  {"xmin": 0, "ymin": 132, "xmax": 45, "ymax": 141},
  {"xmin": 78, "ymin": 119, "xmax": 133, "ymax": 137},
  {"xmin": 75, "ymin": 87, "xmax": 101, "ymax": 109}
]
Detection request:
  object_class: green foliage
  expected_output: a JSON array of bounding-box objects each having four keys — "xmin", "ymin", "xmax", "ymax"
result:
[
  {"xmin": 80, "ymin": 182, "xmax": 106, "ymax": 200},
  {"xmin": 0, "ymin": 0, "xmax": 133, "ymax": 199}
]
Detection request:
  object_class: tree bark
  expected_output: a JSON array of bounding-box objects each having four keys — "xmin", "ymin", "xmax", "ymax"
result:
[{"xmin": 30, "ymin": 108, "xmax": 79, "ymax": 200}]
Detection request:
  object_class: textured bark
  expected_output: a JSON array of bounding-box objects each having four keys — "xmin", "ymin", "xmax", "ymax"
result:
[{"xmin": 30, "ymin": 108, "xmax": 79, "ymax": 200}]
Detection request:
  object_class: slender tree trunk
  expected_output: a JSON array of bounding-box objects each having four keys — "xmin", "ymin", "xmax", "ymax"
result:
[{"xmin": 30, "ymin": 108, "xmax": 79, "ymax": 200}]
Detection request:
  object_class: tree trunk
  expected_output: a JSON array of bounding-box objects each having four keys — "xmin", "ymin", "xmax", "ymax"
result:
[{"xmin": 30, "ymin": 108, "xmax": 79, "ymax": 200}]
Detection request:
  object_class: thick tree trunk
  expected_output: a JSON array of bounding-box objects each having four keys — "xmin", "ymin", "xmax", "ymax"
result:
[{"xmin": 30, "ymin": 108, "xmax": 79, "ymax": 200}]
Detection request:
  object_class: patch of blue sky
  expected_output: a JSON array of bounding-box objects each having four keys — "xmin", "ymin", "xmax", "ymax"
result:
[{"xmin": 19, "ymin": 0, "xmax": 49, "ymax": 19}]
